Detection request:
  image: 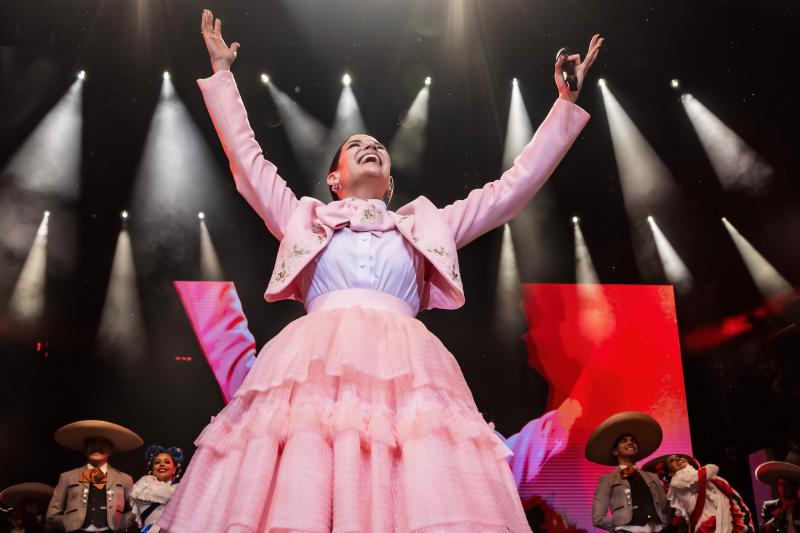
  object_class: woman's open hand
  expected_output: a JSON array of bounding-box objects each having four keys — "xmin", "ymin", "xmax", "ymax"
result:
[
  {"xmin": 555, "ymin": 34, "xmax": 603, "ymax": 104},
  {"xmin": 201, "ymin": 9, "xmax": 240, "ymax": 73}
]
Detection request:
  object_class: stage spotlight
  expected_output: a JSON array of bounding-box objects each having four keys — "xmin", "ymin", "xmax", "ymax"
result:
[
  {"xmin": 599, "ymin": 81, "xmax": 672, "ymax": 204},
  {"xmin": 721, "ymin": 218, "xmax": 793, "ymax": 305},
  {"xmin": 512, "ymin": 78, "xmax": 519, "ymax": 86},
  {"xmin": 77, "ymin": 70, "xmax": 86, "ymax": 80},
  {"xmin": 313, "ymin": 77, "xmax": 366, "ymax": 198},
  {"xmin": 388, "ymin": 80, "xmax": 430, "ymax": 176},
  {"xmin": 3, "ymin": 78, "xmax": 83, "ymax": 199},
  {"xmin": 198, "ymin": 211, "xmax": 205, "ymax": 220},
  {"xmin": 260, "ymin": 73, "xmax": 270, "ymax": 84},
  {"xmin": 597, "ymin": 78, "xmax": 606, "ymax": 87},
  {"xmin": 573, "ymin": 219, "xmax": 598, "ymax": 285},
  {"xmin": 7, "ymin": 211, "xmax": 50, "ymax": 324},
  {"xmin": 670, "ymin": 79, "xmax": 680, "ymax": 89},
  {"xmin": 599, "ymin": 80, "xmax": 674, "ymax": 280},
  {"xmin": 573, "ymin": 218, "xmax": 615, "ymax": 341},
  {"xmin": 682, "ymin": 93, "xmax": 772, "ymax": 193},
  {"xmin": 265, "ymin": 80, "xmax": 329, "ymax": 181},
  {"xmin": 98, "ymin": 228, "xmax": 146, "ymax": 363},
  {"xmin": 120, "ymin": 210, "xmax": 128, "ymax": 220},
  {"xmin": 647, "ymin": 216, "xmax": 693, "ymax": 293},
  {"xmin": 424, "ymin": 76, "xmax": 431, "ymax": 86},
  {"xmin": 502, "ymin": 73, "xmax": 533, "ymax": 169},
  {"xmin": 132, "ymin": 69, "xmax": 228, "ymax": 273},
  {"xmin": 200, "ymin": 217, "xmax": 223, "ymax": 281},
  {"xmin": 342, "ymin": 73, "xmax": 352, "ymax": 86},
  {"xmin": 493, "ymin": 224, "xmax": 525, "ymax": 339},
  {"xmin": 163, "ymin": 71, "xmax": 171, "ymax": 80}
]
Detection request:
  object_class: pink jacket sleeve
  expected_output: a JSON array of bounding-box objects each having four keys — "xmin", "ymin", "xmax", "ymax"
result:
[
  {"xmin": 174, "ymin": 281, "xmax": 257, "ymax": 403},
  {"xmin": 441, "ymin": 98, "xmax": 590, "ymax": 249},
  {"xmin": 197, "ymin": 70, "xmax": 298, "ymax": 240}
]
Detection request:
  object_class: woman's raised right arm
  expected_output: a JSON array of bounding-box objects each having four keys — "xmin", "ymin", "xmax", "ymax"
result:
[{"xmin": 197, "ymin": 9, "xmax": 298, "ymax": 240}]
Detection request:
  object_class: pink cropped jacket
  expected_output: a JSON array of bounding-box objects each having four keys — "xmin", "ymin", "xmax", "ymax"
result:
[{"xmin": 197, "ymin": 70, "xmax": 590, "ymax": 311}]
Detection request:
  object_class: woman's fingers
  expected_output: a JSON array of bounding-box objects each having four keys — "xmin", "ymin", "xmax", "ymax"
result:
[
  {"xmin": 214, "ymin": 17, "xmax": 222, "ymax": 37},
  {"xmin": 586, "ymin": 34, "xmax": 600, "ymax": 55},
  {"xmin": 201, "ymin": 9, "xmax": 213, "ymax": 34},
  {"xmin": 230, "ymin": 42, "xmax": 240, "ymax": 57},
  {"xmin": 567, "ymin": 53, "xmax": 582, "ymax": 66}
]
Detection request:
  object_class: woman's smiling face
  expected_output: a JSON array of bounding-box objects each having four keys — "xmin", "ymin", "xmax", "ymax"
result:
[{"xmin": 328, "ymin": 134, "xmax": 392, "ymax": 200}]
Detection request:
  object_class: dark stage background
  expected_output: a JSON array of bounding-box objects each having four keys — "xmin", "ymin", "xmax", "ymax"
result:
[{"xmin": 1, "ymin": 0, "xmax": 799, "ymax": 523}]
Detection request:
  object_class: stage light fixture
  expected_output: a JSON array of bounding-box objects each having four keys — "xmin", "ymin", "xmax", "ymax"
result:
[
  {"xmin": 261, "ymin": 73, "xmax": 270, "ymax": 84},
  {"xmin": 572, "ymin": 216, "xmax": 579, "ymax": 224},
  {"xmin": 163, "ymin": 71, "xmax": 171, "ymax": 80},
  {"xmin": 342, "ymin": 73, "xmax": 352, "ymax": 86},
  {"xmin": 198, "ymin": 211, "xmax": 205, "ymax": 220},
  {"xmin": 670, "ymin": 79, "xmax": 680, "ymax": 89},
  {"xmin": 682, "ymin": 93, "xmax": 772, "ymax": 193},
  {"xmin": 121, "ymin": 210, "xmax": 128, "ymax": 220},
  {"xmin": 597, "ymin": 78, "xmax": 606, "ymax": 87},
  {"xmin": 77, "ymin": 70, "xmax": 86, "ymax": 80},
  {"xmin": 647, "ymin": 216, "xmax": 693, "ymax": 293},
  {"xmin": 722, "ymin": 217, "xmax": 793, "ymax": 304},
  {"xmin": 512, "ymin": 78, "xmax": 519, "ymax": 86},
  {"xmin": 424, "ymin": 76, "xmax": 431, "ymax": 86}
]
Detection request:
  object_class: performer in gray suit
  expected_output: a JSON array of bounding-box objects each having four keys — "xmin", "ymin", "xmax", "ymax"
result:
[
  {"xmin": 46, "ymin": 420, "xmax": 141, "ymax": 532},
  {"xmin": 586, "ymin": 411, "xmax": 672, "ymax": 532}
]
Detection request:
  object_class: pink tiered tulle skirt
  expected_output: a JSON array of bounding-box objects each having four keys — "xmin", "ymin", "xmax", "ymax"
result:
[{"xmin": 159, "ymin": 289, "xmax": 531, "ymax": 532}]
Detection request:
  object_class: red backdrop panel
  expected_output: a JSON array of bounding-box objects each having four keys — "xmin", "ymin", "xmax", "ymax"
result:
[{"xmin": 521, "ymin": 284, "xmax": 692, "ymax": 531}]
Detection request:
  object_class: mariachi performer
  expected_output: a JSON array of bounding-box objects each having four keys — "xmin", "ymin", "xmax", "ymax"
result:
[
  {"xmin": 1, "ymin": 482, "xmax": 55, "ymax": 533},
  {"xmin": 129, "ymin": 445, "xmax": 184, "ymax": 533},
  {"xmin": 643, "ymin": 454, "xmax": 753, "ymax": 533},
  {"xmin": 158, "ymin": 8, "xmax": 603, "ymax": 533},
  {"xmin": 46, "ymin": 420, "xmax": 141, "ymax": 532},
  {"xmin": 755, "ymin": 456, "xmax": 800, "ymax": 533},
  {"xmin": 587, "ymin": 411, "xmax": 672, "ymax": 532}
]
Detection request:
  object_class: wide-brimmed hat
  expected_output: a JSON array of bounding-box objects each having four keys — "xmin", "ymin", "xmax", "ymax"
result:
[
  {"xmin": 54, "ymin": 420, "xmax": 143, "ymax": 452},
  {"xmin": 0, "ymin": 482, "xmax": 54, "ymax": 508},
  {"xmin": 642, "ymin": 453, "xmax": 700, "ymax": 480},
  {"xmin": 585, "ymin": 411, "xmax": 663, "ymax": 466},
  {"xmin": 755, "ymin": 461, "xmax": 800, "ymax": 485}
]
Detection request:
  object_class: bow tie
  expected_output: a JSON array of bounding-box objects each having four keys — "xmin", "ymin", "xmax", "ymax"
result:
[
  {"xmin": 80, "ymin": 467, "xmax": 107, "ymax": 489},
  {"xmin": 621, "ymin": 466, "xmax": 637, "ymax": 479},
  {"xmin": 315, "ymin": 198, "xmax": 395, "ymax": 236}
]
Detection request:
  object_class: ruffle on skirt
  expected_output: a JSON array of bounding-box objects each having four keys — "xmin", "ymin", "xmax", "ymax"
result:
[{"xmin": 158, "ymin": 304, "xmax": 531, "ymax": 533}]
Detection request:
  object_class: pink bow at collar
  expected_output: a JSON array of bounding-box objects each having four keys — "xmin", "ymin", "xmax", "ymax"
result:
[{"xmin": 315, "ymin": 197, "xmax": 395, "ymax": 236}]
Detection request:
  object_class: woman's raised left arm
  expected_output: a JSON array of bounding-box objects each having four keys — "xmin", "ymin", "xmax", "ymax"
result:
[{"xmin": 441, "ymin": 35, "xmax": 602, "ymax": 249}]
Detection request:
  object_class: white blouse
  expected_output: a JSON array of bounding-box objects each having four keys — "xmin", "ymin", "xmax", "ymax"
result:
[
  {"xmin": 298, "ymin": 226, "xmax": 425, "ymax": 313},
  {"xmin": 667, "ymin": 465, "xmax": 732, "ymax": 532}
]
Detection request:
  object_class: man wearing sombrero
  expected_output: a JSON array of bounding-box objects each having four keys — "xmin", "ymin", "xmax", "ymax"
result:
[
  {"xmin": 755, "ymin": 455, "xmax": 800, "ymax": 533},
  {"xmin": 46, "ymin": 420, "xmax": 141, "ymax": 532},
  {"xmin": 642, "ymin": 453, "xmax": 753, "ymax": 533},
  {"xmin": 1, "ymin": 482, "xmax": 55, "ymax": 532},
  {"xmin": 586, "ymin": 411, "xmax": 672, "ymax": 532}
]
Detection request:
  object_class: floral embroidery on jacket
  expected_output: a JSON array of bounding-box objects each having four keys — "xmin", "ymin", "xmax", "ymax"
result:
[{"xmin": 361, "ymin": 206, "xmax": 377, "ymax": 223}]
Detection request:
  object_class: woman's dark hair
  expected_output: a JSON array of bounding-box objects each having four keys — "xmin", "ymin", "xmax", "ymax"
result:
[{"xmin": 327, "ymin": 141, "xmax": 347, "ymax": 201}]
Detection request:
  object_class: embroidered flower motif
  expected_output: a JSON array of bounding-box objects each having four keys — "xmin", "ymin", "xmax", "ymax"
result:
[
  {"xmin": 450, "ymin": 264, "xmax": 460, "ymax": 282},
  {"xmin": 361, "ymin": 206, "xmax": 377, "ymax": 223},
  {"xmin": 425, "ymin": 246, "xmax": 462, "ymax": 287},
  {"xmin": 273, "ymin": 261, "xmax": 289, "ymax": 283},
  {"xmin": 287, "ymin": 244, "xmax": 311, "ymax": 258}
]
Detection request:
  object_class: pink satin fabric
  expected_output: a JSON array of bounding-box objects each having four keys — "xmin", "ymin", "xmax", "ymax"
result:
[{"xmin": 306, "ymin": 288, "xmax": 415, "ymax": 317}]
